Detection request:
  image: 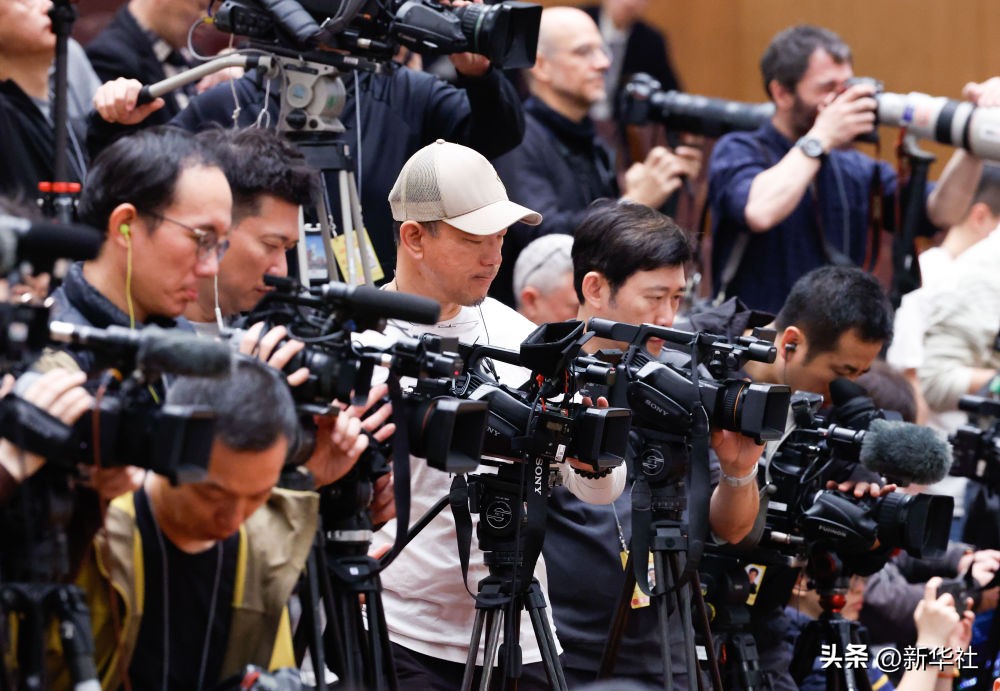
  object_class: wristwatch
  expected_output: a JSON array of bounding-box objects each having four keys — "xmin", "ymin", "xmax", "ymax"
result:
[{"xmin": 795, "ymin": 136, "xmax": 826, "ymax": 160}]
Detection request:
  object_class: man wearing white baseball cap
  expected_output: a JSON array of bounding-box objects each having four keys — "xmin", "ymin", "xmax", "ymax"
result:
[{"xmin": 372, "ymin": 140, "xmax": 627, "ymax": 688}]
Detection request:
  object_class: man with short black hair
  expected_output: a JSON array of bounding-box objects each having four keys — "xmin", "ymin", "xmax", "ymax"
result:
[
  {"xmin": 708, "ymin": 24, "xmax": 988, "ymax": 314},
  {"xmin": 185, "ymin": 127, "xmax": 317, "ymax": 333},
  {"xmin": 52, "ymin": 126, "xmax": 230, "ymax": 372},
  {"xmin": 544, "ymin": 200, "xmax": 763, "ymax": 688},
  {"xmin": 370, "ymin": 139, "xmax": 626, "ymax": 689}
]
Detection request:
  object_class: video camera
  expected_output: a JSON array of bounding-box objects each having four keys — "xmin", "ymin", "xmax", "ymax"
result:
[
  {"xmin": 760, "ymin": 384, "xmax": 953, "ymax": 568},
  {"xmin": 214, "ymin": 0, "xmax": 542, "ymax": 69},
  {"xmin": 457, "ymin": 320, "xmax": 632, "ymax": 474},
  {"xmin": 0, "ymin": 322, "xmax": 232, "ymax": 485},
  {"xmin": 587, "ymin": 318, "xmax": 790, "ymax": 446},
  {"xmin": 949, "ymin": 394, "xmax": 1000, "ymax": 489}
]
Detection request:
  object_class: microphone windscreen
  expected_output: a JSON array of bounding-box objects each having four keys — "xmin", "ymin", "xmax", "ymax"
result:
[
  {"xmin": 137, "ymin": 329, "xmax": 232, "ymax": 377},
  {"xmin": 859, "ymin": 418, "xmax": 952, "ymax": 485}
]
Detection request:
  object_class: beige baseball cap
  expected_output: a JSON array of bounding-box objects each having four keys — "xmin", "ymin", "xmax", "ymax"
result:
[{"xmin": 388, "ymin": 139, "xmax": 542, "ymax": 235}]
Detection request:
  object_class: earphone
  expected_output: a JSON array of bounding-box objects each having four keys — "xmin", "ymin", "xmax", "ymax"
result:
[
  {"xmin": 119, "ymin": 223, "xmax": 131, "ymax": 238},
  {"xmin": 784, "ymin": 343, "xmax": 797, "ymax": 355}
]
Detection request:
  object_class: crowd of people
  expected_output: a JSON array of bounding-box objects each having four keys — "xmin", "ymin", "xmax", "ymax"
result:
[{"xmin": 2, "ymin": 0, "xmax": 1000, "ymax": 689}]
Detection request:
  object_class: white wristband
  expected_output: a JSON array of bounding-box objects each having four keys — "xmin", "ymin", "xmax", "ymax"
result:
[{"xmin": 720, "ymin": 461, "xmax": 758, "ymax": 488}]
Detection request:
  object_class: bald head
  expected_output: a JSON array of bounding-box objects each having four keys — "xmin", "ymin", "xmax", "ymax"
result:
[
  {"xmin": 531, "ymin": 7, "xmax": 610, "ymax": 121},
  {"xmin": 537, "ymin": 7, "xmax": 599, "ymax": 58}
]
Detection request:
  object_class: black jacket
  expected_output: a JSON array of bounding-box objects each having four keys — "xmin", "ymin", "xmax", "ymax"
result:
[
  {"xmin": 85, "ymin": 6, "xmax": 185, "ymax": 127},
  {"xmin": 491, "ymin": 97, "xmax": 617, "ymax": 306},
  {"xmin": 0, "ymin": 81, "xmax": 86, "ymax": 201},
  {"xmin": 91, "ymin": 64, "xmax": 524, "ymax": 277}
]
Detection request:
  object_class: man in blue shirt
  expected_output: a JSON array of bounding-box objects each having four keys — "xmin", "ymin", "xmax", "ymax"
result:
[{"xmin": 707, "ymin": 24, "xmax": 987, "ymax": 315}]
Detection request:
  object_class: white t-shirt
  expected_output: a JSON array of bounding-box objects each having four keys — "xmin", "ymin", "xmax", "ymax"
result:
[
  {"xmin": 364, "ymin": 298, "xmax": 626, "ymax": 664},
  {"xmin": 887, "ymin": 246, "xmax": 957, "ymax": 371}
]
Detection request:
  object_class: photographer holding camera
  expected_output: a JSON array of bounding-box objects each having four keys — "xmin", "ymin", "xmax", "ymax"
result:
[
  {"xmin": 50, "ymin": 126, "xmax": 230, "ymax": 349},
  {"xmin": 707, "ymin": 24, "xmax": 990, "ymax": 315},
  {"xmin": 685, "ymin": 265, "xmax": 895, "ymax": 690},
  {"xmin": 363, "ymin": 139, "xmax": 626, "ymax": 688},
  {"xmin": 67, "ymin": 356, "xmax": 317, "ymax": 690},
  {"xmin": 540, "ymin": 200, "xmax": 762, "ymax": 689},
  {"xmin": 490, "ymin": 6, "xmax": 701, "ymax": 307},
  {"xmin": 90, "ymin": 0, "xmax": 528, "ymax": 278}
]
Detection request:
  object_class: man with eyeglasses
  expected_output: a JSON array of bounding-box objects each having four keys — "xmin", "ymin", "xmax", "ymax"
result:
[
  {"xmin": 489, "ymin": 5, "xmax": 701, "ymax": 307},
  {"xmin": 50, "ymin": 126, "xmax": 230, "ymax": 363}
]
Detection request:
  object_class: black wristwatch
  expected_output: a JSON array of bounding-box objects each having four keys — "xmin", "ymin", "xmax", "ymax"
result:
[{"xmin": 795, "ymin": 136, "xmax": 826, "ymax": 160}]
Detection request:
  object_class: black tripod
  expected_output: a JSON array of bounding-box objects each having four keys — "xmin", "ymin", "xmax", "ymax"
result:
[
  {"xmin": 0, "ymin": 469, "xmax": 101, "ymax": 691},
  {"xmin": 290, "ymin": 452, "xmax": 397, "ymax": 690},
  {"xmin": 459, "ymin": 463, "xmax": 567, "ymax": 691},
  {"xmin": 598, "ymin": 479, "xmax": 722, "ymax": 691},
  {"xmin": 699, "ymin": 552, "xmax": 772, "ymax": 691},
  {"xmin": 790, "ymin": 553, "xmax": 871, "ymax": 691}
]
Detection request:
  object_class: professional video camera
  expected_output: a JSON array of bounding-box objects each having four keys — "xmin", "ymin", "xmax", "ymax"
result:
[
  {"xmin": 214, "ymin": 0, "xmax": 542, "ymax": 69},
  {"xmin": 0, "ymin": 322, "xmax": 233, "ymax": 486},
  {"xmin": 949, "ymin": 394, "xmax": 1000, "ymax": 489},
  {"xmin": 760, "ymin": 382, "xmax": 953, "ymax": 568},
  {"xmin": 242, "ymin": 275, "xmax": 489, "ymax": 476},
  {"xmin": 588, "ymin": 318, "xmax": 790, "ymax": 445},
  {"xmin": 456, "ymin": 319, "xmax": 632, "ymax": 475}
]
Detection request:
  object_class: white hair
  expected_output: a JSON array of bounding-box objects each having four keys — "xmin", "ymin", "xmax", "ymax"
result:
[{"xmin": 512, "ymin": 234, "xmax": 575, "ymax": 308}]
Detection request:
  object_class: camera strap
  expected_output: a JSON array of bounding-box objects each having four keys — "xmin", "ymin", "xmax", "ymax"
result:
[{"xmin": 376, "ymin": 372, "xmax": 412, "ymax": 570}]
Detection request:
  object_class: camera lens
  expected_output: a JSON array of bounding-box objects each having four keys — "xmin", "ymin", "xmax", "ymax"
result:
[{"xmin": 873, "ymin": 492, "xmax": 952, "ymax": 559}]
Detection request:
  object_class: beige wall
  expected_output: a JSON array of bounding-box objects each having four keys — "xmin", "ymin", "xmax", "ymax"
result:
[{"xmin": 547, "ymin": 0, "xmax": 1000, "ymax": 177}]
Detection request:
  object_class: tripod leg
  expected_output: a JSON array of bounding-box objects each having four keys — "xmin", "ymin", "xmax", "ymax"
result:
[
  {"xmin": 314, "ymin": 172, "xmax": 341, "ymax": 283},
  {"xmin": 337, "ymin": 170, "xmax": 361, "ymax": 284},
  {"xmin": 653, "ymin": 550, "xmax": 675, "ymax": 691},
  {"xmin": 296, "ymin": 546, "xmax": 331, "ymax": 690},
  {"xmin": 361, "ymin": 579, "xmax": 399, "ymax": 691},
  {"xmin": 524, "ymin": 583, "xmax": 567, "ymax": 691},
  {"xmin": 461, "ymin": 608, "xmax": 490, "ymax": 691},
  {"xmin": 667, "ymin": 553, "xmax": 703, "ymax": 690},
  {"xmin": 689, "ymin": 571, "xmax": 723, "ymax": 691},
  {"xmin": 345, "ymin": 171, "xmax": 374, "ymax": 285},
  {"xmin": 479, "ymin": 609, "xmax": 504, "ymax": 691},
  {"xmin": 49, "ymin": 587, "xmax": 100, "ymax": 691},
  {"xmin": 598, "ymin": 550, "xmax": 636, "ymax": 679}
]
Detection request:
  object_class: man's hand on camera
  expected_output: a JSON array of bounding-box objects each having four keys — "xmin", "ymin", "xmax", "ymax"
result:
[
  {"xmin": 0, "ymin": 369, "xmax": 91, "ymax": 484},
  {"xmin": 93, "ymin": 77, "xmax": 165, "ymax": 125},
  {"xmin": 711, "ymin": 429, "xmax": 763, "ymax": 482},
  {"xmin": 808, "ymin": 82, "xmax": 878, "ymax": 152},
  {"xmin": 305, "ymin": 383, "xmax": 396, "ymax": 488},
  {"xmin": 622, "ymin": 145, "xmax": 702, "ymax": 209},
  {"xmin": 239, "ymin": 322, "xmax": 309, "ymax": 387},
  {"xmin": 963, "ymin": 77, "xmax": 1000, "ymax": 108},
  {"xmin": 440, "ymin": 0, "xmax": 492, "ymax": 77},
  {"xmin": 824, "ymin": 479, "xmax": 897, "ymax": 498},
  {"xmin": 914, "ymin": 577, "xmax": 974, "ymax": 651}
]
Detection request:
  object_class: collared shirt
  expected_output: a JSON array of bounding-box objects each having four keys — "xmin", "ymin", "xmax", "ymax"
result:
[
  {"xmin": 150, "ymin": 35, "xmax": 194, "ymax": 109},
  {"xmin": 707, "ymin": 121, "xmax": 902, "ymax": 314}
]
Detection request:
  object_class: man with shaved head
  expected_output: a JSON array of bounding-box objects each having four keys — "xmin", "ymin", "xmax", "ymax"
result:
[{"xmin": 490, "ymin": 6, "xmax": 701, "ymax": 306}]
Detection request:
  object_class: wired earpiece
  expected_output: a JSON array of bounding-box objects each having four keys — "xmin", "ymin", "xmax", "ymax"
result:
[{"xmin": 119, "ymin": 223, "xmax": 131, "ymax": 238}]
